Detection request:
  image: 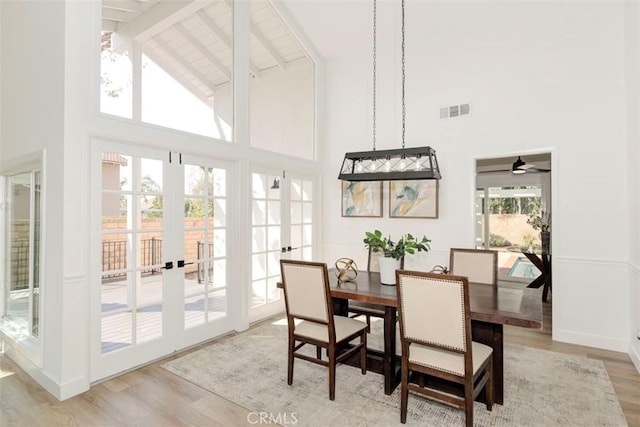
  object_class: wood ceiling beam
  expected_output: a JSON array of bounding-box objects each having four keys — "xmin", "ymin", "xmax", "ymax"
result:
[
  {"xmin": 112, "ymin": 0, "xmax": 210, "ymax": 50},
  {"xmin": 195, "ymin": 10, "xmax": 260, "ymax": 78},
  {"xmin": 250, "ymin": 22, "xmax": 286, "ymax": 71},
  {"xmin": 102, "ymin": 8, "xmax": 137, "ymax": 22},
  {"xmin": 102, "ymin": 19, "xmax": 119, "ymax": 33},
  {"xmin": 174, "ymin": 23, "xmax": 232, "ymax": 82},
  {"xmin": 103, "ymin": 0, "xmax": 147, "ymax": 14}
]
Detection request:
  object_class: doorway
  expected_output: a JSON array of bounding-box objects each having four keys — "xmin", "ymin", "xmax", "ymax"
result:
[
  {"xmin": 90, "ymin": 141, "xmax": 234, "ymax": 381},
  {"xmin": 249, "ymin": 171, "xmax": 315, "ymax": 323},
  {"xmin": 475, "ymin": 153, "xmax": 551, "ymax": 285}
]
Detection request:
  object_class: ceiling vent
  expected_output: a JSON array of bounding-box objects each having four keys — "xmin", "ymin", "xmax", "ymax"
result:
[{"xmin": 440, "ymin": 103, "xmax": 471, "ymax": 119}]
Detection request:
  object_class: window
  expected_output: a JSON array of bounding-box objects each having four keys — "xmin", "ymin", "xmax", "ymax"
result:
[
  {"xmin": 2, "ymin": 168, "xmax": 42, "ymax": 343},
  {"xmin": 99, "ymin": 2, "xmax": 234, "ymax": 140}
]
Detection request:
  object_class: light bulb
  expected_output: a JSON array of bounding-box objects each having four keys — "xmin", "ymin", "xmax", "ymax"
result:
[
  {"xmin": 399, "ymin": 157, "xmax": 406, "ymax": 171},
  {"xmin": 385, "ymin": 158, "xmax": 391, "ymax": 172}
]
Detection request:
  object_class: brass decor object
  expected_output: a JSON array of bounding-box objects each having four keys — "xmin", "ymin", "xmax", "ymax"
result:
[{"xmin": 334, "ymin": 258, "xmax": 358, "ymax": 283}]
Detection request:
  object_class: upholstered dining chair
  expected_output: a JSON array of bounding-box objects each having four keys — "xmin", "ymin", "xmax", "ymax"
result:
[
  {"xmin": 396, "ymin": 270, "xmax": 494, "ymax": 426},
  {"xmin": 348, "ymin": 248, "xmax": 405, "ymax": 331},
  {"xmin": 280, "ymin": 259, "xmax": 368, "ymax": 401},
  {"xmin": 449, "ymin": 248, "xmax": 498, "ymax": 286}
]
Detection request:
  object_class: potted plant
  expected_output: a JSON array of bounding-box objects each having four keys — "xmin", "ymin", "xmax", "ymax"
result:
[
  {"xmin": 527, "ymin": 210, "xmax": 551, "ymax": 253},
  {"xmin": 364, "ymin": 230, "xmax": 431, "ymax": 285}
]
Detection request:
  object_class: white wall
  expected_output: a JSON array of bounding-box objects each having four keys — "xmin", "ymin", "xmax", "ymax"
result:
[
  {"xmin": 625, "ymin": 1, "xmax": 640, "ymax": 371},
  {"xmin": 321, "ymin": 1, "xmax": 631, "ymax": 352},
  {"xmin": 249, "ymin": 60, "xmax": 315, "ymax": 160},
  {"xmin": 0, "ymin": 0, "xmax": 71, "ymax": 397}
]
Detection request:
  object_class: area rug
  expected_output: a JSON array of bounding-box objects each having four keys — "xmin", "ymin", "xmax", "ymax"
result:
[{"xmin": 162, "ymin": 319, "xmax": 627, "ymax": 426}]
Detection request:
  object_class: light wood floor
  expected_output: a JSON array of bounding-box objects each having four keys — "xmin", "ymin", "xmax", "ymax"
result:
[{"xmin": 1, "ymin": 297, "xmax": 639, "ymax": 426}]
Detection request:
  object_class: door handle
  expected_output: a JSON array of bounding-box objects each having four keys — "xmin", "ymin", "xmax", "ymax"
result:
[
  {"xmin": 177, "ymin": 260, "xmax": 194, "ymax": 268},
  {"xmin": 162, "ymin": 261, "xmax": 174, "ymax": 270}
]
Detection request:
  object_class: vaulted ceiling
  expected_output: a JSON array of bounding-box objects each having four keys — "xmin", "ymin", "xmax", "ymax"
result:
[{"xmin": 102, "ymin": 0, "xmax": 311, "ymax": 103}]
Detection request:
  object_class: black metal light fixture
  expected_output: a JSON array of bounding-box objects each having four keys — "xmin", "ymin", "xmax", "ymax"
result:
[
  {"xmin": 511, "ymin": 156, "xmax": 526, "ymax": 174},
  {"xmin": 338, "ymin": 0, "xmax": 441, "ymax": 182}
]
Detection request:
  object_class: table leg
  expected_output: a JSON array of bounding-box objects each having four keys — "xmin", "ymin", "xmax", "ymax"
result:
[
  {"xmin": 383, "ymin": 306, "xmax": 399, "ymax": 395},
  {"xmin": 542, "ymin": 254, "xmax": 551, "ymax": 302},
  {"xmin": 332, "ymin": 297, "xmax": 348, "ymax": 317},
  {"xmin": 471, "ymin": 320, "xmax": 504, "ymax": 405}
]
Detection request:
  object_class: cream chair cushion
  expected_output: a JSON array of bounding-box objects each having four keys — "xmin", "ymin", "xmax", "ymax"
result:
[
  {"xmin": 296, "ymin": 316, "xmax": 367, "ymax": 342},
  {"xmin": 395, "ymin": 330, "xmax": 492, "ymax": 376}
]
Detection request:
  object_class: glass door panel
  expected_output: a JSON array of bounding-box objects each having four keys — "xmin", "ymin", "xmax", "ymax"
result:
[
  {"xmin": 181, "ymin": 164, "xmax": 228, "ymax": 331},
  {"xmin": 250, "ymin": 172, "xmax": 282, "ymax": 320},
  {"xmin": 100, "ymin": 152, "xmax": 166, "ymax": 354},
  {"xmin": 5, "ymin": 173, "xmax": 32, "ymax": 335},
  {"xmin": 290, "ymin": 177, "xmax": 313, "ymax": 261},
  {"xmin": 93, "ymin": 146, "xmax": 235, "ymax": 380}
]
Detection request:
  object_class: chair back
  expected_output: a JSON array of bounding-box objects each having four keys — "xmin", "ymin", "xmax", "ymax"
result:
[
  {"xmin": 396, "ymin": 271, "xmax": 471, "ymax": 353},
  {"xmin": 367, "ymin": 247, "xmax": 405, "ymax": 272},
  {"xmin": 449, "ymin": 248, "xmax": 498, "ymax": 286},
  {"xmin": 280, "ymin": 260, "xmax": 331, "ymax": 323}
]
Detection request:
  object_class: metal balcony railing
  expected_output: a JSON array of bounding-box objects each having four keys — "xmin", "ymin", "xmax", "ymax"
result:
[{"xmin": 102, "ymin": 238, "xmax": 162, "ymax": 280}]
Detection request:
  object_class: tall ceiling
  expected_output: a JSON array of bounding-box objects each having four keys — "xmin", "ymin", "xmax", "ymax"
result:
[{"xmin": 102, "ymin": 0, "xmax": 311, "ymax": 103}]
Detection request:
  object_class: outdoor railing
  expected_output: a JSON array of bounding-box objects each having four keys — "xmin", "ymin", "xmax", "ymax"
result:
[
  {"xmin": 102, "ymin": 238, "xmax": 162, "ymax": 280},
  {"xmin": 10, "ymin": 239, "xmax": 30, "ymax": 290}
]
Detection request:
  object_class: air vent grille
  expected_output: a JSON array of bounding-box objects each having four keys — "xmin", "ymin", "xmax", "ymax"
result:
[{"xmin": 440, "ymin": 102, "xmax": 471, "ymax": 119}]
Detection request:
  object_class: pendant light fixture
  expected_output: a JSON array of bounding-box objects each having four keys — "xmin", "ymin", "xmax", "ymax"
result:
[{"xmin": 338, "ymin": 0, "xmax": 441, "ymax": 182}]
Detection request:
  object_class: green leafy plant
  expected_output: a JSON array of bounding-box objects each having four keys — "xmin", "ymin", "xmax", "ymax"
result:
[
  {"xmin": 527, "ymin": 210, "xmax": 551, "ymax": 232},
  {"xmin": 363, "ymin": 230, "xmax": 431, "ymax": 260},
  {"xmin": 489, "ymin": 233, "xmax": 512, "ymax": 247}
]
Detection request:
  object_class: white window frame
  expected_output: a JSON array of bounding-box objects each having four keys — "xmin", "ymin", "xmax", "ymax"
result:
[{"xmin": 0, "ymin": 150, "xmax": 46, "ymax": 367}]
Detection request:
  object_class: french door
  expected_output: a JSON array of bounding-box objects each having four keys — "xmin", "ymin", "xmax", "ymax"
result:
[
  {"xmin": 90, "ymin": 142, "xmax": 233, "ymax": 381},
  {"xmin": 249, "ymin": 170, "xmax": 315, "ymax": 322}
]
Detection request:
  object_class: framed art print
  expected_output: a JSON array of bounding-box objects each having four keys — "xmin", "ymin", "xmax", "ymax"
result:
[
  {"xmin": 341, "ymin": 181, "xmax": 383, "ymax": 217},
  {"xmin": 389, "ymin": 180, "xmax": 439, "ymax": 218}
]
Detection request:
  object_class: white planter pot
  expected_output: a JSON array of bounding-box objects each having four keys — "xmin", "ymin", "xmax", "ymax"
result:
[{"xmin": 379, "ymin": 257, "xmax": 401, "ymax": 285}]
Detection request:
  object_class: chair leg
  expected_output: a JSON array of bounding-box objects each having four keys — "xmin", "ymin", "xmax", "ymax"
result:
[
  {"xmin": 400, "ymin": 359, "xmax": 409, "ymax": 424},
  {"xmin": 464, "ymin": 383, "xmax": 474, "ymax": 427},
  {"xmin": 287, "ymin": 336, "xmax": 295, "ymax": 386},
  {"xmin": 366, "ymin": 315, "xmax": 371, "ymax": 333},
  {"xmin": 486, "ymin": 356, "xmax": 494, "ymax": 411},
  {"xmin": 328, "ymin": 351, "xmax": 336, "ymax": 401},
  {"xmin": 360, "ymin": 332, "xmax": 367, "ymax": 374}
]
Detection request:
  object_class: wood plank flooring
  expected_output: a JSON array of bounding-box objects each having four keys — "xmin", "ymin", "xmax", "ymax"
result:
[{"xmin": 1, "ymin": 296, "xmax": 638, "ymax": 426}]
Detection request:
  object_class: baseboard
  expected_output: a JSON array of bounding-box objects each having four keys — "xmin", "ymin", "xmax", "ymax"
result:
[
  {"xmin": 553, "ymin": 329, "xmax": 628, "ymax": 353},
  {"xmin": 2, "ymin": 341, "xmax": 89, "ymax": 400}
]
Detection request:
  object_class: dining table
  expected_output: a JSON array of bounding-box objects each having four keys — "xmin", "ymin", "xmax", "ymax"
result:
[
  {"xmin": 522, "ymin": 251, "xmax": 552, "ymax": 302},
  {"xmin": 327, "ymin": 268, "xmax": 543, "ymax": 405}
]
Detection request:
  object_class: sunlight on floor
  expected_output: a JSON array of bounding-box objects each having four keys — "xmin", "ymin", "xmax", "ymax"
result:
[{"xmin": 0, "ymin": 369, "xmax": 15, "ymax": 379}]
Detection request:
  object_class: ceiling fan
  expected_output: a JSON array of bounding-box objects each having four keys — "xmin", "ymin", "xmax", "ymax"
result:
[
  {"xmin": 510, "ymin": 156, "xmax": 550, "ymax": 174},
  {"xmin": 477, "ymin": 156, "xmax": 551, "ymax": 174}
]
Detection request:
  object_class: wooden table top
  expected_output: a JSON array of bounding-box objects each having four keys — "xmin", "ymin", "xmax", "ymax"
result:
[{"xmin": 328, "ymin": 269, "xmax": 543, "ymax": 330}]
